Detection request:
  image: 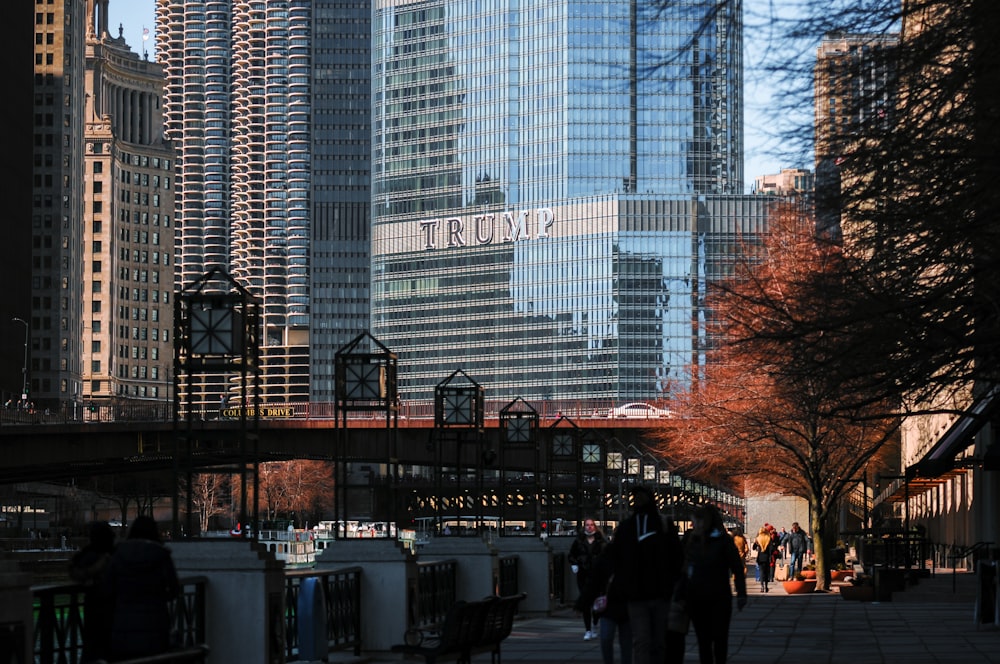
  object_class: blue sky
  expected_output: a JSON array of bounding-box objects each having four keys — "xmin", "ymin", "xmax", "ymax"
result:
[{"xmin": 108, "ymin": 0, "xmax": 800, "ymax": 191}]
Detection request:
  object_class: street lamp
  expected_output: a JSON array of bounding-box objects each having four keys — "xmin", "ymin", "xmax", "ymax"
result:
[{"xmin": 11, "ymin": 317, "xmax": 28, "ymax": 400}]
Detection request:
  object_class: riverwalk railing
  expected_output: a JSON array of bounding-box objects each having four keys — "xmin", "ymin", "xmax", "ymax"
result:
[
  {"xmin": 32, "ymin": 575, "xmax": 207, "ymax": 664},
  {"xmin": 412, "ymin": 558, "xmax": 459, "ymax": 629},
  {"xmin": 497, "ymin": 554, "xmax": 519, "ymax": 597},
  {"xmin": 283, "ymin": 565, "xmax": 362, "ymax": 660}
]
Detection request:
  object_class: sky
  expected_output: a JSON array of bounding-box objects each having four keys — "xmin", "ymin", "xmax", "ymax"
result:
[{"xmin": 107, "ymin": 0, "xmax": 800, "ymax": 192}]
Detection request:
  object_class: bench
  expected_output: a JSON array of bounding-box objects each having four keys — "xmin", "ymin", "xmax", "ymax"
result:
[{"xmin": 392, "ymin": 593, "xmax": 526, "ymax": 664}]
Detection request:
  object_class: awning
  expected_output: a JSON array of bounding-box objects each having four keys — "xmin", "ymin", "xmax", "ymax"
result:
[
  {"xmin": 912, "ymin": 385, "xmax": 1000, "ymax": 478},
  {"xmin": 877, "ymin": 467, "xmax": 968, "ymax": 504}
]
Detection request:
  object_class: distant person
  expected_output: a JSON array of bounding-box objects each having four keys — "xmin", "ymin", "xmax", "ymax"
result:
[
  {"xmin": 588, "ymin": 542, "xmax": 631, "ymax": 664},
  {"xmin": 569, "ymin": 517, "xmax": 608, "ymax": 640},
  {"xmin": 731, "ymin": 528, "xmax": 750, "ymax": 577},
  {"xmin": 785, "ymin": 522, "xmax": 809, "ymax": 577},
  {"xmin": 610, "ymin": 485, "xmax": 685, "ymax": 664},
  {"xmin": 69, "ymin": 521, "xmax": 116, "ymax": 663},
  {"xmin": 107, "ymin": 516, "xmax": 181, "ymax": 660},
  {"xmin": 680, "ymin": 505, "xmax": 747, "ymax": 664},
  {"xmin": 752, "ymin": 527, "xmax": 776, "ymax": 593}
]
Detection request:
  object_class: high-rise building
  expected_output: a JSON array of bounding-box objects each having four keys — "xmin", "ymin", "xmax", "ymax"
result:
[
  {"xmin": 19, "ymin": 0, "xmax": 89, "ymax": 413},
  {"xmin": 82, "ymin": 7, "xmax": 176, "ymax": 409},
  {"xmin": 370, "ymin": 0, "xmax": 757, "ymax": 406},
  {"xmin": 813, "ymin": 31, "xmax": 898, "ymax": 234},
  {"xmin": 156, "ymin": 0, "xmax": 371, "ymax": 405}
]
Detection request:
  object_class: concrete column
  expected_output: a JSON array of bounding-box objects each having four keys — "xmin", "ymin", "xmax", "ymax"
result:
[
  {"xmin": 418, "ymin": 537, "xmax": 498, "ymax": 601},
  {"xmin": 492, "ymin": 536, "xmax": 554, "ymax": 616},
  {"xmin": 315, "ymin": 539, "xmax": 415, "ymax": 653},
  {"xmin": 170, "ymin": 540, "xmax": 286, "ymax": 664},
  {"xmin": 0, "ymin": 560, "xmax": 33, "ymax": 664}
]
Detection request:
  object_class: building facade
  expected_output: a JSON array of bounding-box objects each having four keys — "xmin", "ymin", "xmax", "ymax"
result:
[
  {"xmin": 813, "ymin": 31, "xmax": 898, "ymax": 235},
  {"xmin": 370, "ymin": 0, "xmax": 754, "ymax": 405},
  {"xmin": 21, "ymin": 0, "xmax": 89, "ymax": 413},
  {"xmin": 82, "ymin": 13, "xmax": 176, "ymax": 410},
  {"xmin": 156, "ymin": 0, "xmax": 371, "ymax": 405}
]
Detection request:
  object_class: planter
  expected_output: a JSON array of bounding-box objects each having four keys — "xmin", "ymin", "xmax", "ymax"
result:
[
  {"xmin": 839, "ymin": 585, "xmax": 875, "ymax": 601},
  {"xmin": 781, "ymin": 579, "xmax": 817, "ymax": 594},
  {"xmin": 800, "ymin": 570, "xmax": 817, "ymax": 579},
  {"xmin": 831, "ymin": 569, "xmax": 853, "ymax": 582}
]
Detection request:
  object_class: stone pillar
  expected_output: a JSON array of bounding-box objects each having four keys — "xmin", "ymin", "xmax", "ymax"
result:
[
  {"xmin": 315, "ymin": 539, "xmax": 415, "ymax": 653},
  {"xmin": 492, "ymin": 536, "xmax": 554, "ymax": 616},
  {"xmin": 170, "ymin": 540, "xmax": 286, "ymax": 664},
  {"xmin": 0, "ymin": 559, "xmax": 33, "ymax": 664},
  {"xmin": 418, "ymin": 537, "xmax": 497, "ymax": 601}
]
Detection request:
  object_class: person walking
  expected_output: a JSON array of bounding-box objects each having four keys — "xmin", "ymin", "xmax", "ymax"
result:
[
  {"xmin": 680, "ymin": 505, "xmax": 747, "ymax": 664},
  {"xmin": 569, "ymin": 517, "xmax": 608, "ymax": 640},
  {"xmin": 106, "ymin": 516, "xmax": 181, "ymax": 661},
  {"xmin": 785, "ymin": 522, "xmax": 809, "ymax": 577},
  {"xmin": 588, "ymin": 542, "xmax": 632, "ymax": 664},
  {"xmin": 751, "ymin": 527, "xmax": 775, "ymax": 592},
  {"xmin": 69, "ymin": 521, "xmax": 116, "ymax": 663},
  {"xmin": 610, "ymin": 485, "xmax": 685, "ymax": 664},
  {"xmin": 731, "ymin": 528, "xmax": 749, "ymax": 577}
]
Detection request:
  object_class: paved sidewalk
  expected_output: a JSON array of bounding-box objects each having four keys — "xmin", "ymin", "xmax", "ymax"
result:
[
  {"xmin": 329, "ymin": 572, "xmax": 999, "ymax": 664},
  {"xmin": 497, "ymin": 572, "xmax": 1000, "ymax": 664}
]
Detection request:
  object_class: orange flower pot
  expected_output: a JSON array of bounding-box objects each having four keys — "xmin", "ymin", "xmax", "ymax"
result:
[
  {"xmin": 800, "ymin": 570, "xmax": 816, "ymax": 579},
  {"xmin": 782, "ymin": 579, "xmax": 817, "ymax": 594}
]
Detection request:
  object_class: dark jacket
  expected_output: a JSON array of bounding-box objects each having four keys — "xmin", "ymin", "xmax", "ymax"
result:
[
  {"xmin": 786, "ymin": 528, "xmax": 809, "ymax": 554},
  {"xmin": 568, "ymin": 529, "xmax": 608, "ymax": 575},
  {"xmin": 587, "ymin": 544, "xmax": 629, "ymax": 624},
  {"xmin": 70, "ymin": 546, "xmax": 115, "ymax": 662},
  {"xmin": 681, "ymin": 529, "xmax": 747, "ymax": 601},
  {"xmin": 107, "ymin": 538, "xmax": 181, "ymax": 659},
  {"xmin": 611, "ymin": 505, "xmax": 683, "ymax": 602}
]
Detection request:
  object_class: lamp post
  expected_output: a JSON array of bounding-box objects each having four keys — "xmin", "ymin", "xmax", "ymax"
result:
[{"xmin": 11, "ymin": 317, "xmax": 28, "ymax": 400}]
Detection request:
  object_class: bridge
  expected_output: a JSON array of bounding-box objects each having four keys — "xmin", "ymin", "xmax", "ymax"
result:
[
  {"xmin": 0, "ymin": 400, "xmax": 745, "ymax": 532},
  {"xmin": 0, "ymin": 411, "xmax": 663, "ymax": 483}
]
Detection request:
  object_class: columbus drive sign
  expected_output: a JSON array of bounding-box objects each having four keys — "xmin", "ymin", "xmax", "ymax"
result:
[{"xmin": 418, "ymin": 207, "xmax": 554, "ymax": 250}]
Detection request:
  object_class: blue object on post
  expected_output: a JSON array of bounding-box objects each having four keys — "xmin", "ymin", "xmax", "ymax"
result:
[{"xmin": 297, "ymin": 577, "xmax": 328, "ymax": 660}]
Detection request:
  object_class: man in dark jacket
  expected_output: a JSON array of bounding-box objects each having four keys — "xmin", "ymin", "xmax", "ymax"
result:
[
  {"xmin": 610, "ymin": 485, "xmax": 685, "ymax": 664},
  {"xmin": 786, "ymin": 522, "xmax": 810, "ymax": 577}
]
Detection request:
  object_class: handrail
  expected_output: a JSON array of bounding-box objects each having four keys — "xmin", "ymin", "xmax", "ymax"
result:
[
  {"xmin": 947, "ymin": 541, "xmax": 994, "ymax": 593},
  {"xmin": 32, "ymin": 575, "xmax": 208, "ymax": 664},
  {"xmin": 283, "ymin": 565, "xmax": 363, "ymax": 660}
]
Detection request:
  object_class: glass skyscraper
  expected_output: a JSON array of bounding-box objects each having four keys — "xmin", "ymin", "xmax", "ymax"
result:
[{"xmin": 371, "ymin": 0, "xmax": 757, "ymax": 405}]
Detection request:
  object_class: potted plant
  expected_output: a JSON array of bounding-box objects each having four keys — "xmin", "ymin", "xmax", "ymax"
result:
[
  {"xmin": 831, "ymin": 563, "xmax": 853, "ymax": 582},
  {"xmin": 801, "ymin": 563, "xmax": 817, "ymax": 579},
  {"xmin": 781, "ymin": 573, "xmax": 817, "ymax": 594}
]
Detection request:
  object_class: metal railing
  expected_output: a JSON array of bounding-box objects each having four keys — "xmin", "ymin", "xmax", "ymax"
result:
[
  {"xmin": 32, "ymin": 575, "xmax": 207, "ymax": 664},
  {"xmin": 412, "ymin": 559, "xmax": 459, "ymax": 629},
  {"xmin": 283, "ymin": 566, "xmax": 362, "ymax": 660},
  {"xmin": 550, "ymin": 552, "xmax": 566, "ymax": 605},
  {"xmin": 496, "ymin": 555, "xmax": 519, "ymax": 598}
]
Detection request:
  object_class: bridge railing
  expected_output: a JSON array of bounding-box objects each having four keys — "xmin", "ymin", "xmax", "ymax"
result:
[{"xmin": 5, "ymin": 398, "xmax": 680, "ymax": 425}]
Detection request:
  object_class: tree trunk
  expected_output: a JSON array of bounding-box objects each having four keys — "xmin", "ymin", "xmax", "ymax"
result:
[{"xmin": 810, "ymin": 502, "xmax": 827, "ymax": 591}]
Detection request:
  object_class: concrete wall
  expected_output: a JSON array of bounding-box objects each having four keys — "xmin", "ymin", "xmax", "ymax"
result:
[
  {"xmin": 170, "ymin": 540, "xmax": 286, "ymax": 664},
  {"xmin": 746, "ymin": 494, "xmax": 810, "ymax": 540},
  {"xmin": 315, "ymin": 538, "xmax": 415, "ymax": 653}
]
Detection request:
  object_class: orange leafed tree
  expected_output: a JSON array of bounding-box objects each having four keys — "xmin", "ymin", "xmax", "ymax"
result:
[
  {"xmin": 257, "ymin": 460, "xmax": 336, "ymax": 526},
  {"xmin": 656, "ymin": 205, "xmax": 899, "ymax": 590}
]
